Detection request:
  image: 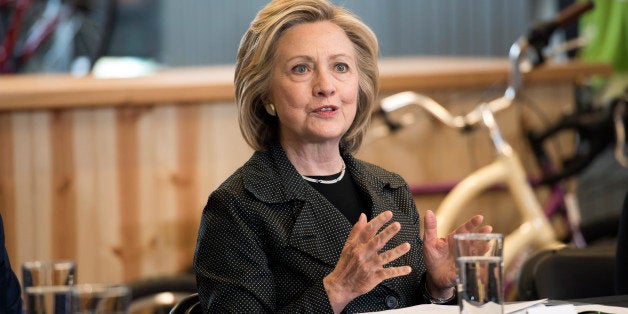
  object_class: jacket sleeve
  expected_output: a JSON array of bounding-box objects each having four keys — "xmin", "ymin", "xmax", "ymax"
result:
[{"xmin": 193, "ymin": 188, "xmax": 335, "ymax": 313}]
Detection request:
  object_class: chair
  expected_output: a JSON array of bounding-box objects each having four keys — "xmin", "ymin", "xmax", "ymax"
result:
[
  {"xmin": 127, "ymin": 273, "xmax": 197, "ymax": 314},
  {"xmin": 616, "ymin": 191, "xmax": 628, "ymax": 294},
  {"xmin": 518, "ymin": 245, "xmax": 616, "ymax": 300},
  {"xmin": 169, "ymin": 293, "xmax": 201, "ymax": 314}
]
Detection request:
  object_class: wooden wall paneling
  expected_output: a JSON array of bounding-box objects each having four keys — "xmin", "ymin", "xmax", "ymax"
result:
[
  {"xmin": 137, "ymin": 105, "xmax": 157, "ymax": 279},
  {"xmin": 0, "ymin": 112, "xmax": 17, "ymax": 261},
  {"xmin": 73, "ymin": 108, "xmax": 100, "ymax": 283},
  {"xmin": 116, "ymin": 106, "xmax": 142, "ymax": 281},
  {"xmin": 11, "ymin": 111, "xmax": 52, "ymax": 266},
  {"xmin": 199, "ymin": 102, "xmax": 252, "ymax": 193},
  {"xmin": 73, "ymin": 107, "xmax": 124, "ymax": 284},
  {"xmin": 50, "ymin": 110, "xmax": 77, "ymax": 261},
  {"xmin": 93, "ymin": 108, "xmax": 123, "ymax": 283},
  {"xmin": 175, "ymin": 103, "xmax": 200, "ymax": 272},
  {"xmin": 144, "ymin": 105, "xmax": 178, "ymax": 278}
]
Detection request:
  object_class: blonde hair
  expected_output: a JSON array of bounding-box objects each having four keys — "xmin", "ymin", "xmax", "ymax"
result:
[{"xmin": 235, "ymin": 0, "xmax": 379, "ymax": 153}]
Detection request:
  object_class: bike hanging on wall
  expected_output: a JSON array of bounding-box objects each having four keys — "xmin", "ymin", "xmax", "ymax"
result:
[{"xmin": 0, "ymin": 0, "xmax": 115, "ymax": 74}]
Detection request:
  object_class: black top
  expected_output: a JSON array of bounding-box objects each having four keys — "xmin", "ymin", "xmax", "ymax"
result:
[{"xmin": 304, "ymin": 171, "xmax": 371, "ymax": 225}]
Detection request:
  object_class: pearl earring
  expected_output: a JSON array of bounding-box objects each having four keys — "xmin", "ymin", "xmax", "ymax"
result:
[{"xmin": 265, "ymin": 103, "xmax": 277, "ymax": 116}]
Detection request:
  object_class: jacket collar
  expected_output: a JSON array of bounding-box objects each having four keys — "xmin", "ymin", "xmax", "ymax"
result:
[{"xmin": 242, "ymin": 141, "xmax": 406, "ymax": 202}]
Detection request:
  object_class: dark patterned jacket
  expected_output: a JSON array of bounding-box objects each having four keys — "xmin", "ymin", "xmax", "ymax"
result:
[
  {"xmin": 1, "ymin": 213, "xmax": 22, "ymax": 313},
  {"xmin": 194, "ymin": 142, "xmax": 428, "ymax": 313}
]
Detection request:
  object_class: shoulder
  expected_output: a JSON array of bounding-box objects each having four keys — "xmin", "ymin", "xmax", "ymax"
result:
[{"xmin": 204, "ymin": 148, "xmax": 298, "ymax": 211}]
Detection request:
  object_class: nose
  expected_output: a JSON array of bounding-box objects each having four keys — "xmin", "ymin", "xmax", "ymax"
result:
[{"xmin": 313, "ymin": 69, "xmax": 336, "ymax": 97}]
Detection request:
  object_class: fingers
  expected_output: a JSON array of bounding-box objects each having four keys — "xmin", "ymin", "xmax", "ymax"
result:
[
  {"xmin": 373, "ymin": 243, "xmax": 413, "ymax": 283},
  {"xmin": 361, "ymin": 211, "xmax": 393, "ymax": 242},
  {"xmin": 378, "ymin": 265, "xmax": 413, "ymax": 280},
  {"xmin": 327, "ymin": 211, "xmax": 412, "ymax": 301},
  {"xmin": 347, "ymin": 211, "xmax": 410, "ymax": 263},
  {"xmin": 423, "ymin": 210, "xmax": 438, "ymax": 241},
  {"xmin": 379, "ymin": 242, "xmax": 411, "ymax": 264},
  {"xmin": 348, "ymin": 213, "xmax": 368, "ymax": 239},
  {"xmin": 455, "ymin": 214, "xmax": 489, "ymax": 234}
]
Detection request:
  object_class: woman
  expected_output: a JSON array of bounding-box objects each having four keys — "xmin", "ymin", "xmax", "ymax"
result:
[{"xmin": 193, "ymin": 0, "xmax": 491, "ymax": 312}]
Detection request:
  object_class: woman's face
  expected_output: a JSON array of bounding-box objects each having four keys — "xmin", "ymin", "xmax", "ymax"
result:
[{"xmin": 269, "ymin": 21, "xmax": 359, "ymax": 148}]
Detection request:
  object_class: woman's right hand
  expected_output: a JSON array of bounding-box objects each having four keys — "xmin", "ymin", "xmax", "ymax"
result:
[{"xmin": 323, "ymin": 211, "xmax": 412, "ymax": 313}]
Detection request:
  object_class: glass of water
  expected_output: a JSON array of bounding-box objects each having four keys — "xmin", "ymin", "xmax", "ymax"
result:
[
  {"xmin": 454, "ymin": 233, "xmax": 504, "ymax": 314},
  {"xmin": 22, "ymin": 260, "xmax": 76, "ymax": 314},
  {"xmin": 67, "ymin": 283, "xmax": 132, "ymax": 313}
]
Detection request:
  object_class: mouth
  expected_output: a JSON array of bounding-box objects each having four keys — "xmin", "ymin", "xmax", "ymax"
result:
[{"xmin": 314, "ymin": 105, "xmax": 338, "ymax": 113}]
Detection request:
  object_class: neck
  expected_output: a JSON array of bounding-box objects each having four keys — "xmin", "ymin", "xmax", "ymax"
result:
[{"xmin": 281, "ymin": 141, "xmax": 343, "ymax": 176}]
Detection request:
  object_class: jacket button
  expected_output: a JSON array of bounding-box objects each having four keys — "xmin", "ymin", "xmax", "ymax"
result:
[{"xmin": 385, "ymin": 295, "xmax": 398, "ymax": 308}]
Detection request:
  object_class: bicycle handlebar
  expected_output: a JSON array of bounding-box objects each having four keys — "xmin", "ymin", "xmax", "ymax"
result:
[
  {"xmin": 527, "ymin": 0, "xmax": 594, "ymax": 46},
  {"xmin": 508, "ymin": 1, "xmax": 594, "ymax": 97},
  {"xmin": 555, "ymin": 1, "xmax": 594, "ymax": 27},
  {"xmin": 378, "ymin": 1, "xmax": 595, "ymax": 133},
  {"xmin": 379, "ymin": 91, "xmax": 512, "ymax": 131}
]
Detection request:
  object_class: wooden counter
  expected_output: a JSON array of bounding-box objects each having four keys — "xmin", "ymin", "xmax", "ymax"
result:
[
  {"xmin": 0, "ymin": 57, "xmax": 612, "ymax": 285},
  {"xmin": 0, "ymin": 57, "xmax": 611, "ymax": 110}
]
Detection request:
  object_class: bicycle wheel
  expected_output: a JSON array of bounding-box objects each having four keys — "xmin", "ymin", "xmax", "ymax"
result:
[{"xmin": 18, "ymin": 0, "xmax": 116, "ymax": 73}]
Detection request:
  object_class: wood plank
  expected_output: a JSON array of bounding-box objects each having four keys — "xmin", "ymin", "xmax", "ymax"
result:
[
  {"xmin": 93, "ymin": 108, "xmax": 123, "ymax": 283},
  {"xmin": 73, "ymin": 109, "xmax": 99, "ymax": 283},
  {"xmin": 11, "ymin": 112, "xmax": 34, "ymax": 268},
  {"xmin": 0, "ymin": 113, "xmax": 17, "ymax": 262},
  {"xmin": 176, "ymin": 104, "xmax": 200, "ymax": 271},
  {"xmin": 50, "ymin": 110, "xmax": 77, "ymax": 260},
  {"xmin": 116, "ymin": 107, "xmax": 142, "ymax": 280}
]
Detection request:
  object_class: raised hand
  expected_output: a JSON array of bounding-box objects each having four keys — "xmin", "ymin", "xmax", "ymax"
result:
[
  {"xmin": 422, "ymin": 210, "xmax": 492, "ymax": 298},
  {"xmin": 323, "ymin": 211, "xmax": 412, "ymax": 313}
]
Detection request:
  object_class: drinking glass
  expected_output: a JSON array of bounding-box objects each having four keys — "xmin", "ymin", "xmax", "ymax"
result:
[
  {"xmin": 22, "ymin": 260, "xmax": 76, "ymax": 314},
  {"xmin": 67, "ymin": 284, "xmax": 132, "ymax": 314},
  {"xmin": 454, "ymin": 233, "xmax": 504, "ymax": 314}
]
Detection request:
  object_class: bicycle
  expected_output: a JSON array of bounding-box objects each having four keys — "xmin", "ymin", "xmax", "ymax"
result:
[
  {"xmin": 375, "ymin": 0, "xmax": 613, "ymax": 297},
  {"xmin": 0, "ymin": 0, "xmax": 115, "ymax": 74},
  {"xmin": 375, "ymin": 90, "xmax": 627, "ymax": 249}
]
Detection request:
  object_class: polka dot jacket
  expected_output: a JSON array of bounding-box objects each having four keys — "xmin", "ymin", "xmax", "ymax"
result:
[{"xmin": 193, "ymin": 142, "xmax": 428, "ymax": 313}]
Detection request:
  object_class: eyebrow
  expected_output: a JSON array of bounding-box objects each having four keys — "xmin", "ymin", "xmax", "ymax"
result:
[{"xmin": 285, "ymin": 53, "xmax": 354, "ymax": 63}]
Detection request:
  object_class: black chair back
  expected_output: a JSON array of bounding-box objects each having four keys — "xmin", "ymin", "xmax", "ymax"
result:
[
  {"xmin": 616, "ymin": 191, "xmax": 628, "ymax": 294},
  {"xmin": 518, "ymin": 246, "xmax": 616, "ymax": 300},
  {"xmin": 169, "ymin": 293, "xmax": 201, "ymax": 314}
]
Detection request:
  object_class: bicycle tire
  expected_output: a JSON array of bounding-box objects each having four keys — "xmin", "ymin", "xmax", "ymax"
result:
[{"xmin": 16, "ymin": 0, "xmax": 116, "ymax": 73}]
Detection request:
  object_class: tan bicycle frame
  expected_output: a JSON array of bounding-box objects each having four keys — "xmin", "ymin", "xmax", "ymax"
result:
[{"xmin": 435, "ymin": 142, "xmax": 564, "ymax": 271}]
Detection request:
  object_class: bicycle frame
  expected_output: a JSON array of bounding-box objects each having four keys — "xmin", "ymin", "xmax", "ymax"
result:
[
  {"xmin": 0, "ymin": 0, "xmax": 62, "ymax": 73},
  {"xmin": 0, "ymin": 0, "xmax": 114, "ymax": 74},
  {"xmin": 434, "ymin": 113, "xmax": 564, "ymax": 272}
]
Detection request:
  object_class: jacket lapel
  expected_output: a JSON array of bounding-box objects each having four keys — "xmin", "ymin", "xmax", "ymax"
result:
[
  {"xmin": 346, "ymin": 155, "xmax": 416, "ymax": 293},
  {"xmin": 290, "ymin": 192, "xmax": 352, "ymax": 267},
  {"xmin": 242, "ymin": 143, "xmax": 352, "ymax": 267}
]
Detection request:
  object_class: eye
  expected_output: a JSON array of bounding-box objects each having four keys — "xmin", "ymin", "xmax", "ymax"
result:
[
  {"xmin": 334, "ymin": 63, "xmax": 348, "ymax": 72},
  {"xmin": 292, "ymin": 64, "xmax": 308, "ymax": 74}
]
